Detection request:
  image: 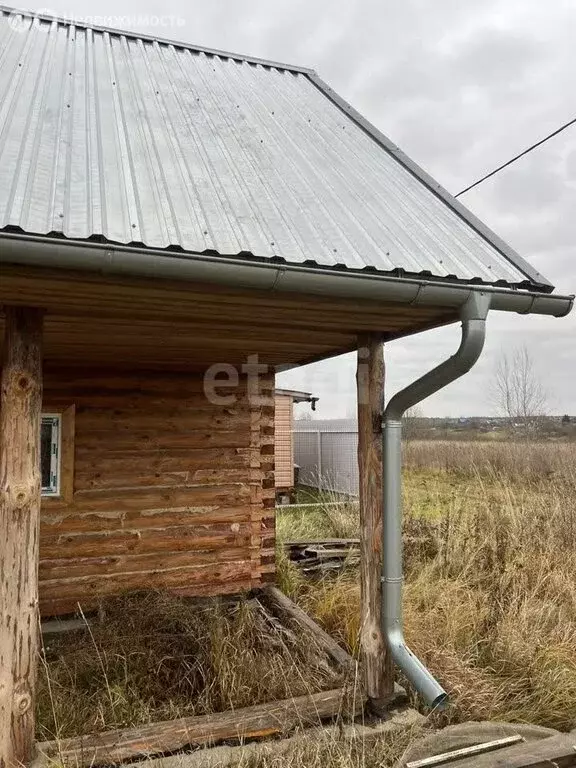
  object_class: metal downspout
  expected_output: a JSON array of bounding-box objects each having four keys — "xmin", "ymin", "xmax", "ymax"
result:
[{"xmin": 382, "ymin": 291, "xmax": 491, "ymax": 710}]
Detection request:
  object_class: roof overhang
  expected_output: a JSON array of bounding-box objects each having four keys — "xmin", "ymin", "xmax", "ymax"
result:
[{"xmin": 0, "ymin": 232, "xmax": 573, "ymax": 319}]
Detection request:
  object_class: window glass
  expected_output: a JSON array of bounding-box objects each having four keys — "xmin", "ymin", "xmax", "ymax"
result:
[{"xmin": 41, "ymin": 415, "xmax": 60, "ymax": 495}]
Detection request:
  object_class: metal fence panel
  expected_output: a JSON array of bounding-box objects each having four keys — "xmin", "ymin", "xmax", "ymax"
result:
[{"xmin": 294, "ymin": 429, "xmax": 359, "ymax": 496}]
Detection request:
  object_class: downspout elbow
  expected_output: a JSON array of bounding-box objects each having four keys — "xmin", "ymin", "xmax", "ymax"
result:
[
  {"xmin": 385, "ymin": 292, "xmax": 491, "ymax": 422},
  {"xmin": 384, "ymin": 621, "xmax": 449, "ymax": 710}
]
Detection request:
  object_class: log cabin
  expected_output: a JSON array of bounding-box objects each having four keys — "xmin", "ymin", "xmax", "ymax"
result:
[{"xmin": 0, "ymin": 7, "xmax": 573, "ymax": 765}]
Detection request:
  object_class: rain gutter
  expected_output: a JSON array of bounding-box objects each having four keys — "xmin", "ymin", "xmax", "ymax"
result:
[
  {"xmin": 0, "ymin": 233, "xmax": 573, "ymax": 318},
  {"xmin": 382, "ymin": 291, "xmax": 491, "ymax": 710}
]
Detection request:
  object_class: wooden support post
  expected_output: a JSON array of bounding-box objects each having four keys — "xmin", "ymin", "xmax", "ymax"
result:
[
  {"xmin": 356, "ymin": 335, "xmax": 394, "ymax": 711},
  {"xmin": 0, "ymin": 307, "xmax": 44, "ymax": 768}
]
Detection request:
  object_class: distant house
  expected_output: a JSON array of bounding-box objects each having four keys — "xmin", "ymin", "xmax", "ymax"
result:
[{"xmin": 274, "ymin": 389, "xmax": 317, "ymax": 500}]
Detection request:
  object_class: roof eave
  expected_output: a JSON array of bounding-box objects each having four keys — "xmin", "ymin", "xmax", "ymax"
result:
[{"xmin": 0, "ymin": 232, "xmax": 572, "ymax": 320}]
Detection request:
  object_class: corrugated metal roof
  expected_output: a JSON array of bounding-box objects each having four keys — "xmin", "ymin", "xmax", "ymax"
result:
[{"xmin": 0, "ymin": 7, "xmax": 553, "ymax": 291}]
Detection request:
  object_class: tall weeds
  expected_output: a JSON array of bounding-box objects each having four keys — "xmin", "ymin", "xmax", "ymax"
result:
[{"xmin": 279, "ymin": 440, "xmax": 576, "ymax": 731}]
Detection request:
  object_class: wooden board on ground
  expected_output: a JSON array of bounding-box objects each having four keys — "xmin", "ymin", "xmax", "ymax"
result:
[
  {"xmin": 283, "ymin": 539, "xmax": 360, "ymax": 574},
  {"xmin": 406, "ymin": 735, "xmax": 525, "ymax": 767},
  {"xmin": 35, "ymin": 688, "xmax": 364, "ymax": 767},
  {"xmin": 263, "ymin": 586, "xmax": 407, "ymax": 704},
  {"xmin": 405, "ymin": 729, "xmax": 576, "ymax": 768},
  {"xmin": 263, "ymin": 586, "xmax": 357, "ymax": 672},
  {"xmin": 464, "ymin": 730, "xmax": 576, "ymax": 768}
]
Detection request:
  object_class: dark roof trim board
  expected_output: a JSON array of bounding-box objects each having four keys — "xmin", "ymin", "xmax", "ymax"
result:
[{"xmin": 307, "ymin": 73, "xmax": 552, "ymax": 292}]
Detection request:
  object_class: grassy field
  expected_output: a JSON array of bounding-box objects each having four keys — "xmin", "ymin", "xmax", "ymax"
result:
[{"xmin": 277, "ymin": 439, "xmax": 576, "ymax": 734}]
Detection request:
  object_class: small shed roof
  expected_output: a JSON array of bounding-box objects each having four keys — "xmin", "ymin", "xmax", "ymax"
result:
[
  {"xmin": 275, "ymin": 389, "xmax": 316, "ymax": 402},
  {"xmin": 0, "ymin": 6, "xmax": 557, "ymax": 295}
]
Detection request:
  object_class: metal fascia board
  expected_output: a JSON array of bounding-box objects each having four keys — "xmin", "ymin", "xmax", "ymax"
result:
[
  {"xmin": 306, "ymin": 72, "xmax": 554, "ymax": 293},
  {"xmin": 0, "ymin": 5, "xmax": 315, "ymax": 74}
]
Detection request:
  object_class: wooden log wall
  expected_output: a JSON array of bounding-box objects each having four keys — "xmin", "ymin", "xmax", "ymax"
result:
[{"xmin": 37, "ymin": 368, "xmax": 275, "ymax": 616}]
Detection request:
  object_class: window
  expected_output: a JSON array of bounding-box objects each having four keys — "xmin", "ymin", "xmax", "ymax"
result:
[
  {"xmin": 39, "ymin": 405, "xmax": 75, "ymax": 504},
  {"xmin": 41, "ymin": 414, "xmax": 61, "ymax": 496}
]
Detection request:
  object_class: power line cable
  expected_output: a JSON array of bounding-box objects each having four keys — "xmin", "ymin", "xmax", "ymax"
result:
[{"xmin": 455, "ymin": 116, "xmax": 576, "ymax": 197}]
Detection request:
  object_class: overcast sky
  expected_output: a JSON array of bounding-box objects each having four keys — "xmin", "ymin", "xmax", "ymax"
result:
[{"xmin": 20, "ymin": 0, "xmax": 576, "ymax": 416}]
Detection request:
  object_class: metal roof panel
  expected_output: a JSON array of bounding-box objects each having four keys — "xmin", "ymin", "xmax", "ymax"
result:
[{"xmin": 0, "ymin": 8, "xmax": 554, "ymax": 292}]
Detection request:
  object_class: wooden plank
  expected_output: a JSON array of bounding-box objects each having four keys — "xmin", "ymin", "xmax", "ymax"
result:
[
  {"xmin": 406, "ymin": 735, "xmax": 525, "ymax": 767},
  {"xmin": 41, "ymin": 618, "xmax": 87, "ymax": 636},
  {"xmin": 458, "ymin": 731, "xmax": 576, "ymax": 768},
  {"xmin": 279, "ymin": 501, "xmax": 359, "ymax": 509},
  {"xmin": 34, "ymin": 368, "xmax": 274, "ymax": 615},
  {"xmin": 35, "ymin": 687, "xmax": 363, "ymax": 766},
  {"xmin": 0, "ymin": 264, "xmax": 447, "ymax": 324},
  {"xmin": 74, "ymin": 466, "xmax": 253, "ymax": 491},
  {"xmin": 73, "ymin": 448, "xmax": 251, "ymax": 485},
  {"xmin": 0, "ymin": 265, "xmax": 454, "ymax": 370},
  {"xmin": 356, "ymin": 335, "xmax": 394, "ymax": 710},
  {"xmin": 71, "ymin": 428, "xmax": 254, "ymax": 451},
  {"xmin": 284, "ymin": 538, "xmax": 359, "ymax": 546},
  {"xmin": 285, "ymin": 539, "xmax": 361, "ymax": 575},
  {"xmin": 263, "ymin": 586, "xmax": 355, "ymax": 672},
  {"xmin": 0, "ymin": 306, "xmax": 44, "ymax": 767},
  {"xmin": 48, "ymin": 484, "xmax": 252, "ymax": 514},
  {"xmin": 74, "ymin": 407, "xmax": 254, "ymax": 432}
]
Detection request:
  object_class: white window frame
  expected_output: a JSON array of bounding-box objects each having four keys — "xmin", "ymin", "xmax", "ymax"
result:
[{"xmin": 41, "ymin": 414, "xmax": 62, "ymax": 497}]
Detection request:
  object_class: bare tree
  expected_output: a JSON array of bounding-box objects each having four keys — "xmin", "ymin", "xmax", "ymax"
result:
[
  {"xmin": 404, "ymin": 405, "xmax": 424, "ymax": 440},
  {"xmin": 490, "ymin": 346, "xmax": 548, "ymax": 429}
]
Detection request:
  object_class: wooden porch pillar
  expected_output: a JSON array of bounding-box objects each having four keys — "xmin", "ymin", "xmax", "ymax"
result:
[
  {"xmin": 0, "ymin": 307, "xmax": 43, "ymax": 767},
  {"xmin": 356, "ymin": 335, "xmax": 394, "ymax": 711}
]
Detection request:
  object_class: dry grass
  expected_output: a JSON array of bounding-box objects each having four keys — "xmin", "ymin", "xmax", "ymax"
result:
[
  {"xmin": 228, "ymin": 725, "xmax": 422, "ymax": 767},
  {"xmin": 404, "ymin": 438, "xmax": 575, "ymax": 482},
  {"xmin": 278, "ymin": 440, "xmax": 576, "ymax": 733},
  {"xmin": 37, "ymin": 592, "xmax": 344, "ymax": 741}
]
